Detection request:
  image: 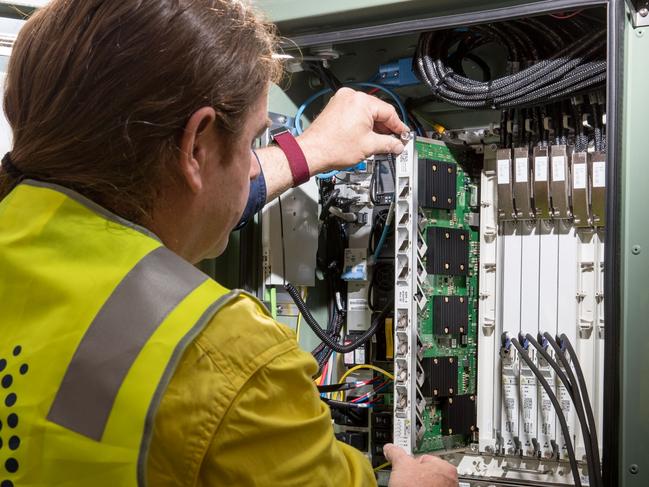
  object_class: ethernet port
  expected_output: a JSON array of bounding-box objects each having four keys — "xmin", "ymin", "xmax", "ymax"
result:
[
  {"xmin": 397, "ymin": 228, "xmax": 410, "ymax": 252},
  {"xmin": 397, "ymin": 255, "xmax": 409, "ymax": 281},
  {"xmin": 397, "ymin": 202, "xmax": 410, "ymax": 226},
  {"xmin": 396, "ymin": 359, "xmax": 408, "ymax": 383},
  {"xmin": 396, "ymin": 310, "xmax": 408, "ymax": 329},
  {"xmin": 398, "ymin": 177, "xmax": 410, "ymax": 199}
]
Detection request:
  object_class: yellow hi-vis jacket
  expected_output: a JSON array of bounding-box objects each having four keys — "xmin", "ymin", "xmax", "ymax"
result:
[
  {"xmin": 0, "ymin": 179, "xmax": 241, "ymax": 486},
  {"xmin": 0, "ymin": 180, "xmax": 376, "ymax": 487}
]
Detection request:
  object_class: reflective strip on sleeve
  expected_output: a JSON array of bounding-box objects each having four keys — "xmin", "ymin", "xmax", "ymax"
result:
[{"xmin": 47, "ymin": 246, "xmax": 209, "ymax": 440}]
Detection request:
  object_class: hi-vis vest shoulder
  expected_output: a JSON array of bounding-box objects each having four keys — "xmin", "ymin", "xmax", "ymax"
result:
[{"xmin": 0, "ymin": 180, "xmax": 242, "ymax": 487}]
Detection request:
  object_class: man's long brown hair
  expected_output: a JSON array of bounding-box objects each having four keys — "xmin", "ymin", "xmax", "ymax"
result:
[{"xmin": 1, "ymin": 0, "xmax": 280, "ymax": 222}]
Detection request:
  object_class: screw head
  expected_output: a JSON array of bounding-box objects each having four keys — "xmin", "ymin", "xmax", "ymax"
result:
[
  {"xmin": 629, "ymin": 464, "xmax": 640, "ymax": 474},
  {"xmin": 632, "ymin": 245, "xmax": 642, "ymax": 255},
  {"xmin": 640, "ymin": 7, "xmax": 648, "ymax": 17}
]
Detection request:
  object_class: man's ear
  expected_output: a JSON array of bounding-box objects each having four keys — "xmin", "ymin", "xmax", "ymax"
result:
[{"xmin": 178, "ymin": 107, "xmax": 217, "ymax": 194}]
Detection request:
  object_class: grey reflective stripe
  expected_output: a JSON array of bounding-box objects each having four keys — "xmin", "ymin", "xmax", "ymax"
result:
[
  {"xmin": 22, "ymin": 179, "xmax": 162, "ymax": 242},
  {"xmin": 47, "ymin": 246, "xmax": 209, "ymax": 440},
  {"xmin": 136, "ymin": 290, "xmax": 242, "ymax": 487}
]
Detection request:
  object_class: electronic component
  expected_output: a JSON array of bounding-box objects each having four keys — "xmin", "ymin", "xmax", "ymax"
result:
[
  {"xmin": 432, "ymin": 296, "xmax": 469, "ymax": 336},
  {"xmin": 550, "ymin": 145, "xmax": 571, "ymax": 218},
  {"xmin": 441, "ymin": 394, "xmax": 476, "ymax": 437},
  {"xmin": 533, "ymin": 146, "xmax": 551, "ymax": 219},
  {"xmin": 332, "ymin": 408, "xmax": 369, "ymax": 428},
  {"xmin": 425, "ymin": 227, "xmax": 469, "ymax": 276},
  {"xmin": 421, "ymin": 356, "xmax": 458, "ymax": 397},
  {"xmin": 336, "ymin": 431, "xmax": 369, "ymax": 452},
  {"xmin": 590, "ymin": 151, "xmax": 607, "ymax": 227},
  {"xmin": 418, "ymin": 159, "xmax": 457, "ymax": 210},
  {"xmin": 344, "ymin": 333, "xmax": 369, "ymax": 366},
  {"xmin": 496, "ymin": 148, "xmax": 515, "ymax": 220},
  {"xmin": 571, "ymin": 151, "xmax": 591, "ymax": 227},
  {"xmin": 513, "ymin": 147, "xmax": 533, "ymax": 219}
]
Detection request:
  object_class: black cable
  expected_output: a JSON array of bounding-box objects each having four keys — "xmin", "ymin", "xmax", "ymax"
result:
[
  {"xmin": 554, "ymin": 333, "xmax": 603, "ymax": 487},
  {"xmin": 317, "ymin": 380, "xmax": 376, "ymax": 393},
  {"xmin": 510, "ymin": 338, "xmax": 582, "ymax": 487},
  {"xmin": 277, "ymin": 196, "xmax": 287, "ymax": 285},
  {"xmin": 285, "ymin": 282, "xmax": 392, "ymax": 353},
  {"xmin": 322, "ymin": 398, "xmax": 374, "ymax": 409},
  {"xmin": 525, "ymin": 334, "xmax": 597, "ymax": 486}
]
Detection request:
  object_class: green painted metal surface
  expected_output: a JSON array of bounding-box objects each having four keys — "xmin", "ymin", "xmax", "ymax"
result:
[
  {"xmin": 254, "ymin": 0, "xmax": 564, "ymax": 36},
  {"xmin": 620, "ymin": 13, "xmax": 649, "ymax": 487}
]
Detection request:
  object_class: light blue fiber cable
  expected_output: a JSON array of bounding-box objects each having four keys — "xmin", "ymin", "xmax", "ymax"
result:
[
  {"xmin": 294, "ymin": 82, "xmax": 408, "ymax": 135},
  {"xmin": 295, "ymin": 83, "xmax": 408, "ymax": 180}
]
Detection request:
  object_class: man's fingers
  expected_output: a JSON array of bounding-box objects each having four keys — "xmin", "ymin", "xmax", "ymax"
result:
[
  {"xmin": 367, "ymin": 133, "xmax": 406, "ymax": 156},
  {"xmin": 383, "ymin": 444, "xmax": 410, "ymax": 467},
  {"xmin": 367, "ymin": 95, "xmax": 409, "ymax": 135},
  {"xmin": 417, "ymin": 454, "xmax": 448, "ymax": 464}
]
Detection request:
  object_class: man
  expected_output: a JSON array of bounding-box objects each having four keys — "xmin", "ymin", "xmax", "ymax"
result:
[{"xmin": 0, "ymin": 1, "xmax": 458, "ymax": 486}]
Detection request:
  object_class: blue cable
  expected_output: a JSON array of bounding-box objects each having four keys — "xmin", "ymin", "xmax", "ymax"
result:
[
  {"xmin": 373, "ymin": 222, "xmax": 391, "ymax": 263},
  {"xmin": 294, "ymin": 83, "xmax": 409, "ymax": 179},
  {"xmin": 294, "ymin": 82, "xmax": 408, "ymax": 135}
]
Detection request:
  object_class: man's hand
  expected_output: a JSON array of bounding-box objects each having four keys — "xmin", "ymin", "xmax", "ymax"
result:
[
  {"xmin": 384, "ymin": 443, "xmax": 458, "ymax": 487},
  {"xmin": 298, "ymin": 87, "xmax": 410, "ymax": 175}
]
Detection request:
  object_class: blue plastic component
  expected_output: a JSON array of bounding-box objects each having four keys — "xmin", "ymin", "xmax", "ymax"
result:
[{"xmin": 377, "ymin": 57, "xmax": 419, "ymax": 87}]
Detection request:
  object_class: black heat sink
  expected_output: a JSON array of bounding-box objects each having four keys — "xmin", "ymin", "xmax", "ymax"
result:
[
  {"xmin": 432, "ymin": 295, "xmax": 469, "ymax": 335},
  {"xmin": 441, "ymin": 394, "xmax": 476, "ymax": 437},
  {"xmin": 425, "ymin": 226, "xmax": 469, "ymax": 276},
  {"xmin": 418, "ymin": 159, "xmax": 457, "ymax": 210},
  {"xmin": 421, "ymin": 356, "xmax": 458, "ymax": 397}
]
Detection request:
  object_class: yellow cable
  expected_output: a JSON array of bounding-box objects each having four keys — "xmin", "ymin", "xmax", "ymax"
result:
[
  {"xmin": 335, "ymin": 364, "xmax": 395, "ymax": 401},
  {"xmin": 296, "ymin": 287, "xmax": 308, "ymax": 342},
  {"xmin": 373, "ymin": 461, "xmax": 391, "ymax": 472}
]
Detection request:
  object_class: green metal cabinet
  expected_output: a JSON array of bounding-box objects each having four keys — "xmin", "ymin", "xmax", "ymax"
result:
[{"xmin": 255, "ymin": 0, "xmax": 644, "ymax": 485}]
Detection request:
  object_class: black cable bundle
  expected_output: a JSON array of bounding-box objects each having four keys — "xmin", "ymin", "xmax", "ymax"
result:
[
  {"xmin": 511, "ymin": 333, "xmax": 603, "ymax": 487},
  {"xmin": 285, "ymin": 282, "xmax": 393, "ymax": 354},
  {"xmin": 414, "ymin": 16, "xmax": 606, "ymax": 109}
]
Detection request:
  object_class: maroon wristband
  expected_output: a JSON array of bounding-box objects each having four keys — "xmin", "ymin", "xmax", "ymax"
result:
[{"xmin": 271, "ymin": 128, "xmax": 310, "ymax": 187}]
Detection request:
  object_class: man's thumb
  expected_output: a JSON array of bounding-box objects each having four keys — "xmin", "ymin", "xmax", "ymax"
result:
[{"xmin": 383, "ymin": 443, "xmax": 410, "ymax": 466}]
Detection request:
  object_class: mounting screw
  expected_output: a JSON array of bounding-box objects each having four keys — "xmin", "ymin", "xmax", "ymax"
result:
[
  {"xmin": 632, "ymin": 245, "xmax": 642, "ymax": 255},
  {"xmin": 640, "ymin": 7, "xmax": 649, "ymax": 17},
  {"xmin": 629, "ymin": 464, "xmax": 640, "ymax": 474}
]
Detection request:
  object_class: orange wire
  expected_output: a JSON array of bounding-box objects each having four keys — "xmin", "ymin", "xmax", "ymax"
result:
[{"xmin": 550, "ymin": 10, "xmax": 582, "ymax": 19}]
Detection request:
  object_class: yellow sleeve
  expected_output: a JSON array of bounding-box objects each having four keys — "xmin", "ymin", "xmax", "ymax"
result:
[
  {"xmin": 147, "ymin": 293, "xmax": 376, "ymax": 487},
  {"xmin": 197, "ymin": 344, "xmax": 377, "ymax": 487}
]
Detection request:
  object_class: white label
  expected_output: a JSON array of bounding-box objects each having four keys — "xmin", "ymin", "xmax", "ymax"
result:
[
  {"xmin": 355, "ymin": 347, "xmax": 366, "ymax": 364},
  {"xmin": 593, "ymin": 160, "xmax": 606, "ymax": 188},
  {"xmin": 348, "ymin": 298, "xmax": 368, "ymax": 311},
  {"xmin": 535, "ymin": 156, "xmax": 548, "ymax": 182},
  {"xmin": 397, "ymin": 288, "xmax": 409, "ymax": 306},
  {"xmin": 344, "ymin": 350, "xmax": 354, "ymax": 365},
  {"xmin": 497, "ymin": 159, "xmax": 510, "ymax": 185},
  {"xmin": 342, "ymin": 248, "xmax": 367, "ymax": 281},
  {"xmin": 573, "ymin": 163, "xmax": 587, "ymax": 189},
  {"xmin": 515, "ymin": 157, "xmax": 528, "ymax": 182},
  {"xmin": 552, "ymin": 156, "xmax": 566, "ymax": 182}
]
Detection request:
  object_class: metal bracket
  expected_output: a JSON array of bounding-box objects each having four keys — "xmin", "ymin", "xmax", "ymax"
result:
[{"xmin": 630, "ymin": 0, "xmax": 649, "ymax": 27}]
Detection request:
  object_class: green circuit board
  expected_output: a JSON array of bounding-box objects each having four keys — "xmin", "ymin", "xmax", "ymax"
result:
[{"xmin": 415, "ymin": 139, "xmax": 480, "ymax": 453}]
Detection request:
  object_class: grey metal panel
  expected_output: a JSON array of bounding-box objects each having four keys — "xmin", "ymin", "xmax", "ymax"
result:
[
  {"xmin": 281, "ymin": 0, "xmax": 606, "ymax": 47},
  {"xmin": 603, "ymin": 1, "xmax": 625, "ymax": 486}
]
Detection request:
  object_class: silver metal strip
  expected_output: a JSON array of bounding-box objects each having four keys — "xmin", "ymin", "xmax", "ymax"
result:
[{"xmin": 47, "ymin": 246, "xmax": 208, "ymax": 440}]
